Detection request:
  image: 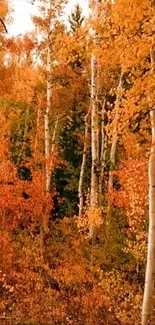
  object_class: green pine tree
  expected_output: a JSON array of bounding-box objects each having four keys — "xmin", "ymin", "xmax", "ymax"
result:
[
  {"xmin": 68, "ymin": 4, "xmax": 84, "ymax": 34},
  {"xmin": 51, "ymin": 5, "xmax": 89, "ymax": 218},
  {"xmin": 68, "ymin": 4, "xmax": 85, "ymax": 70},
  {"xmin": 53, "ymin": 100, "xmax": 90, "ymax": 217}
]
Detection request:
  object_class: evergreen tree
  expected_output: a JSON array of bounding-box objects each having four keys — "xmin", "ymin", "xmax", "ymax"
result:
[
  {"xmin": 68, "ymin": 4, "xmax": 84, "ymax": 34},
  {"xmin": 52, "ymin": 4, "xmax": 88, "ymax": 218},
  {"xmin": 68, "ymin": 4, "xmax": 85, "ymax": 70},
  {"xmin": 53, "ymin": 100, "xmax": 91, "ymax": 217}
]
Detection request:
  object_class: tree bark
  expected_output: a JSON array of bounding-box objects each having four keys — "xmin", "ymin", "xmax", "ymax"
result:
[
  {"xmin": 142, "ymin": 49, "xmax": 155, "ymax": 325},
  {"xmin": 78, "ymin": 109, "xmax": 90, "ymax": 217},
  {"xmin": 108, "ymin": 71, "xmax": 123, "ymax": 191},
  {"xmin": 34, "ymin": 105, "xmax": 41, "ymax": 162},
  {"xmin": 90, "ymin": 52, "xmax": 100, "ymax": 238},
  {"xmin": 89, "ymin": 0, "xmax": 101, "ymax": 238},
  {"xmin": 49, "ymin": 116, "xmax": 59, "ymax": 175},
  {"xmin": 45, "ymin": 42, "xmax": 51, "ymax": 192},
  {"xmin": 90, "ymin": 7, "xmax": 100, "ymax": 211},
  {"xmin": 99, "ymin": 98, "xmax": 106, "ymax": 203}
]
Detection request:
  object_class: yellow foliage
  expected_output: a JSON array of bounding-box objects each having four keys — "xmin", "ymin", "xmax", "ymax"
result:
[{"xmin": 78, "ymin": 207, "xmax": 103, "ymax": 234}]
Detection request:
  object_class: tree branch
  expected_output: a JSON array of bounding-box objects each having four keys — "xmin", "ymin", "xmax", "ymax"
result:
[{"xmin": 0, "ymin": 18, "xmax": 8, "ymax": 33}]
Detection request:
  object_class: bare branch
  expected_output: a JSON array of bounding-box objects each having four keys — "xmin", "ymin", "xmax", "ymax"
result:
[{"xmin": 0, "ymin": 18, "xmax": 8, "ymax": 33}]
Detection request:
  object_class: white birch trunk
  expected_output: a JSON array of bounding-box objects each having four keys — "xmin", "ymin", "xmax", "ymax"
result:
[
  {"xmin": 90, "ymin": 0, "xmax": 101, "ymax": 210},
  {"xmin": 89, "ymin": 0, "xmax": 101, "ymax": 238},
  {"xmin": 99, "ymin": 98, "xmax": 106, "ymax": 202},
  {"xmin": 78, "ymin": 109, "xmax": 90, "ymax": 217},
  {"xmin": 49, "ymin": 116, "xmax": 59, "ymax": 173},
  {"xmin": 108, "ymin": 71, "xmax": 123, "ymax": 191},
  {"xmin": 34, "ymin": 106, "xmax": 41, "ymax": 162},
  {"xmin": 142, "ymin": 49, "xmax": 155, "ymax": 325},
  {"xmin": 45, "ymin": 43, "xmax": 51, "ymax": 192},
  {"xmin": 90, "ymin": 52, "xmax": 99, "ymax": 209},
  {"xmin": 51, "ymin": 117, "xmax": 58, "ymax": 155}
]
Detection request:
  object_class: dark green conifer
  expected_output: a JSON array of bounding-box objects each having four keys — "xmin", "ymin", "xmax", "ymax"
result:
[{"xmin": 68, "ymin": 4, "xmax": 84, "ymax": 34}]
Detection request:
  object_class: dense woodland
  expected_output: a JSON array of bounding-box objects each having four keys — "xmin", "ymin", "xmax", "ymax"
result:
[{"xmin": 1, "ymin": 0, "xmax": 155, "ymax": 324}]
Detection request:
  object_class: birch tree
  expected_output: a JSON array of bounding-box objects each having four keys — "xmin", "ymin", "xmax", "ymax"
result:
[
  {"xmin": 99, "ymin": 98, "xmax": 106, "ymax": 203},
  {"xmin": 142, "ymin": 47, "xmax": 155, "ymax": 325},
  {"xmin": 78, "ymin": 109, "xmax": 90, "ymax": 217},
  {"xmin": 108, "ymin": 71, "xmax": 123, "ymax": 192},
  {"xmin": 33, "ymin": 0, "xmax": 66, "ymax": 192},
  {"xmin": 90, "ymin": 0, "xmax": 101, "ymax": 210},
  {"xmin": 45, "ymin": 40, "xmax": 52, "ymax": 191}
]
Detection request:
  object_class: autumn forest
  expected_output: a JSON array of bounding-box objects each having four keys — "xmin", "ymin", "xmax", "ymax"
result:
[{"xmin": 1, "ymin": 0, "xmax": 155, "ymax": 324}]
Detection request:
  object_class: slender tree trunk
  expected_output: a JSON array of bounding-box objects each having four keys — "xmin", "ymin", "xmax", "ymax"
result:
[
  {"xmin": 34, "ymin": 106, "xmax": 41, "ymax": 162},
  {"xmin": 49, "ymin": 116, "xmax": 59, "ymax": 174},
  {"xmin": 90, "ymin": 52, "xmax": 99, "ymax": 207},
  {"xmin": 99, "ymin": 98, "xmax": 106, "ymax": 203},
  {"xmin": 78, "ymin": 109, "xmax": 90, "ymax": 217},
  {"xmin": 142, "ymin": 49, "xmax": 155, "ymax": 325},
  {"xmin": 108, "ymin": 71, "xmax": 123, "ymax": 191},
  {"xmin": 89, "ymin": 0, "xmax": 100, "ymax": 238},
  {"xmin": 51, "ymin": 117, "xmax": 58, "ymax": 154},
  {"xmin": 90, "ymin": 11, "xmax": 100, "ymax": 210},
  {"xmin": 45, "ymin": 43, "xmax": 51, "ymax": 192}
]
